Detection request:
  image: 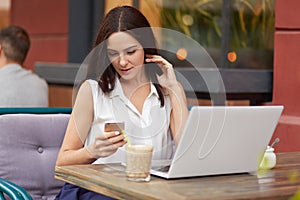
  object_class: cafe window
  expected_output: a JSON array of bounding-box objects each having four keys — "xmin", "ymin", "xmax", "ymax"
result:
[
  {"xmin": 143, "ymin": 0, "xmax": 275, "ymax": 70},
  {"xmin": 0, "ymin": 0, "xmax": 10, "ymax": 29}
]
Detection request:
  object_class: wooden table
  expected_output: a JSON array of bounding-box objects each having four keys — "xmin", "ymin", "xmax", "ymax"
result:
[{"xmin": 55, "ymin": 152, "xmax": 300, "ymax": 200}]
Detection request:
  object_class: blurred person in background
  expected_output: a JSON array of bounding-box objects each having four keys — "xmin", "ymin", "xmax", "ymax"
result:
[{"xmin": 0, "ymin": 25, "xmax": 48, "ymax": 107}]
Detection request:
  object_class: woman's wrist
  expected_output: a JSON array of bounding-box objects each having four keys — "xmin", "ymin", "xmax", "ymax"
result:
[
  {"xmin": 84, "ymin": 146, "xmax": 98, "ymax": 162},
  {"xmin": 166, "ymin": 83, "xmax": 182, "ymax": 97}
]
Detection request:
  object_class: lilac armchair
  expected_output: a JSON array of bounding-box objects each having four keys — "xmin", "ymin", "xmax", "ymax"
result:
[{"xmin": 0, "ymin": 113, "xmax": 70, "ymax": 200}]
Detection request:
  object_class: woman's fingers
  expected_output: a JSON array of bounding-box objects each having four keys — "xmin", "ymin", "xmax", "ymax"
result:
[
  {"xmin": 145, "ymin": 54, "xmax": 173, "ymax": 78},
  {"xmin": 97, "ymin": 140, "xmax": 126, "ymax": 154},
  {"xmin": 103, "ymin": 139, "xmax": 127, "ymax": 151},
  {"xmin": 146, "ymin": 54, "xmax": 179, "ymax": 89},
  {"xmin": 145, "ymin": 55, "xmax": 172, "ymax": 68},
  {"xmin": 102, "ymin": 130, "xmax": 121, "ymax": 138},
  {"xmin": 86, "ymin": 130, "xmax": 127, "ymax": 159},
  {"xmin": 95, "ymin": 132, "xmax": 125, "ymax": 146},
  {"xmin": 91, "ymin": 133, "xmax": 126, "ymax": 158}
]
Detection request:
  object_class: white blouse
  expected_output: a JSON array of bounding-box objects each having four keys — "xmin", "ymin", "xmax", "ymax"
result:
[{"xmin": 84, "ymin": 79, "xmax": 174, "ymax": 164}]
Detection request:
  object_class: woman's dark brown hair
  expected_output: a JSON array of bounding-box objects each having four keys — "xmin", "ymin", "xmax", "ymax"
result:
[{"xmin": 87, "ymin": 6, "xmax": 165, "ymax": 106}]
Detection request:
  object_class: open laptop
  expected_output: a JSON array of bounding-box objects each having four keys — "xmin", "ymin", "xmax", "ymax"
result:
[{"xmin": 151, "ymin": 105, "xmax": 284, "ymax": 179}]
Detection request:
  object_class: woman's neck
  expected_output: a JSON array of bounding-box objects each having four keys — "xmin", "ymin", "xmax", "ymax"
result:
[
  {"xmin": 119, "ymin": 73, "xmax": 150, "ymax": 101},
  {"xmin": 119, "ymin": 69, "xmax": 149, "ymax": 90}
]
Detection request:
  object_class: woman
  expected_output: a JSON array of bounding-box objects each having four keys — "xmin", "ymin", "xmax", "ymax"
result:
[{"xmin": 55, "ymin": 5, "xmax": 189, "ymax": 199}]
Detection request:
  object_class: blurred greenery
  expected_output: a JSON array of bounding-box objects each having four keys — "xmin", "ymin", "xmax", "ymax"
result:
[
  {"xmin": 158, "ymin": 0, "xmax": 275, "ymax": 69},
  {"xmin": 161, "ymin": 0, "xmax": 222, "ymax": 48},
  {"xmin": 160, "ymin": 0, "xmax": 275, "ymax": 50},
  {"xmin": 231, "ymin": 0, "xmax": 275, "ymax": 49}
]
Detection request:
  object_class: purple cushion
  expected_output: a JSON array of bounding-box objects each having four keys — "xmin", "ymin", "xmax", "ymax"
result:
[{"xmin": 0, "ymin": 114, "xmax": 70, "ymax": 200}]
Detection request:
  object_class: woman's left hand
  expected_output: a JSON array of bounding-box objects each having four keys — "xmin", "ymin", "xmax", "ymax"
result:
[
  {"xmin": 146, "ymin": 54, "xmax": 189, "ymax": 146},
  {"xmin": 145, "ymin": 54, "xmax": 178, "ymax": 90}
]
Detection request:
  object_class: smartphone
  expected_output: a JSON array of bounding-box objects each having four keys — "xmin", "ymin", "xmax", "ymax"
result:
[{"xmin": 104, "ymin": 122, "xmax": 125, "ymax": 132}]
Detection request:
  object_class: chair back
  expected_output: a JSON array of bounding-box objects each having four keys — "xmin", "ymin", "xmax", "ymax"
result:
[{"xmin": 0, "ymin": 113, "xmax": 70, "ymax": 200}]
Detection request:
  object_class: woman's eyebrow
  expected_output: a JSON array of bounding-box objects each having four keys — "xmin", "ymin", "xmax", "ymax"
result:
[
  {"xmin": 107, "ymin": 45, "xmax": 139, "ymax": 52},
  {"xmin": 125, "ymin": 45, "xmax": 138, "ymax": 50},
  {"xmin": 107, "ymin": 49, "xmax": 118, "ymax": 52}
]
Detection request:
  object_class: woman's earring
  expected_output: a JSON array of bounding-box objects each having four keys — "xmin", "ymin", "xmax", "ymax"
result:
[{"xmin": 108, "ymin": 79, "xmax": 112, "ymax": 89}]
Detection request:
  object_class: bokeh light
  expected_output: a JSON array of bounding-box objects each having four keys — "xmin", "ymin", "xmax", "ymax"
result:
[
  {"xmin": 182, "ymin": 14, "xmax": 194, "ymax": 26},
  {"xmin": 227, "ymin": 51, "xmax": 237, "ymax": 63},
  {"xmin": 176, "ymin": 48, "xmax": 188, "ymax": 60}
]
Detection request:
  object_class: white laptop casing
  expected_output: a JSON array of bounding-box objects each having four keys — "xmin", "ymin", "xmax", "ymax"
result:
[{"xmin": 151, "ymin": 106, "xmax": 284, "ymax": 179}]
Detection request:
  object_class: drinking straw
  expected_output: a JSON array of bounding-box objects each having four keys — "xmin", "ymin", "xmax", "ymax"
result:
[{"xmin": 121, "ymin": 130, "xmax": 131, "ymax": 146}]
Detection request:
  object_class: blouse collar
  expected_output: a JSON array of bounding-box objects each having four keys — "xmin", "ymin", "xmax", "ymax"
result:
[{"xmin": 108, "ymin": 78, "xmax": 159, "ymax": 99}]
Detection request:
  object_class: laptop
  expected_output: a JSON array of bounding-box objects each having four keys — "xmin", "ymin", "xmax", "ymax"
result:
[{"xmin": 151, "ymin": 105, "xmax": 284, "ymax": 179}]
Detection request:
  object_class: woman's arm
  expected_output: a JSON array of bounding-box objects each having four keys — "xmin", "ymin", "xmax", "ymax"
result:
[
  {"xmin": 56, "ymin": 81, "xmax": 127, "ymax": 166},
  {"xmin": 168, "ymin": 83, "xmax": 189, "ymax": 146},
  {"xmin": 56, "ymin": 81, "xmax": 96, "ymax": 166},
  {"xmin": 145, "ymin": 55, "xmax": 189, "ymax": 146}
]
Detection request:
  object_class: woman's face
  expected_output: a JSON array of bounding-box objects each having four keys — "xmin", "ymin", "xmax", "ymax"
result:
[{"xmin": 107, "ymin": 32, "xmax": 145, "ymax": 80}]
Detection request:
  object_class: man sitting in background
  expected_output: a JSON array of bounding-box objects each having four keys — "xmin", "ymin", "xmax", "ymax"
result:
[{"xmin": 0, "ymin": 25, "xmax": 48, "ymax": 107}]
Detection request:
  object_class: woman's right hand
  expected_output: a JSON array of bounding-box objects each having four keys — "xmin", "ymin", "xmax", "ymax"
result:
[{"xmin": 85, "ymin": 131, "xmax": 127, "ymax": 159}]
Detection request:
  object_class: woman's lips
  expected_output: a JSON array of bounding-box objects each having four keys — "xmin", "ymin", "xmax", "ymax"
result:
[{"xmin": 121, "ymin": 68, "xmax": 132, "ymax": 74}]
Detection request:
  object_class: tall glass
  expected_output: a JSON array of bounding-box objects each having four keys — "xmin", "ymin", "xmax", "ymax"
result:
[{"xmin": 125, "ymin": 144, "xmax": 153, "ymax": 182}]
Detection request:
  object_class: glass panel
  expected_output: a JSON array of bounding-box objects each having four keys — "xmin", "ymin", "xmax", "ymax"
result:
[
  {"xmin": 229, "ymin": 0, "xmax": 275, "ymax": 69},
  {"xmin": 145, "ymin": 0, "xmax": 275, "ymax": 69},
  {"xmin": 0, "ymin": 0, "xmax": 10, "ymax": 29}
]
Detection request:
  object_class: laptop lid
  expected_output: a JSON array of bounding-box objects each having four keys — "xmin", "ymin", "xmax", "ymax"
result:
[{"xmin": 151, "ymin": 106, "xmax": 283, "ymax": 179}]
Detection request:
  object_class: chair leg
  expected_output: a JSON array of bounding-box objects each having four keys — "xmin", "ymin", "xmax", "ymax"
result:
[
  {"xmin": 0, "ymin": 192, "xmax": 6, "ymax": 200},
  {"xmin": 0, "ymin": 178, "xmax": 32, "ymax": 200}
]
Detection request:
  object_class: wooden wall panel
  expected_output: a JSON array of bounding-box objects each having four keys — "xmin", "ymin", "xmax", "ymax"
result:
[
  {"xmin": 276, "ymin": 0, "xmax": 300, "ymax": 29},
  {"xmin": 273, "ymin": 32, "xmax": 300, "ymax": 115},
  {"xmin": 272, "ymin": 0, "xmax": 300, "ymax": 152},
  {"xmin": 48, "ymin": 85, "xmax": 73, "ymax": 107},
  {"xmin": 10, "ymin": 0, "xmax": 68, "ymax": 70},
  {"xmin": 25, "ymin": 37, "xmax": 68, "ymax": 70},
  {"xmin": 10, "ymin": 0, "xmax": 68, "ymax": 34}
]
